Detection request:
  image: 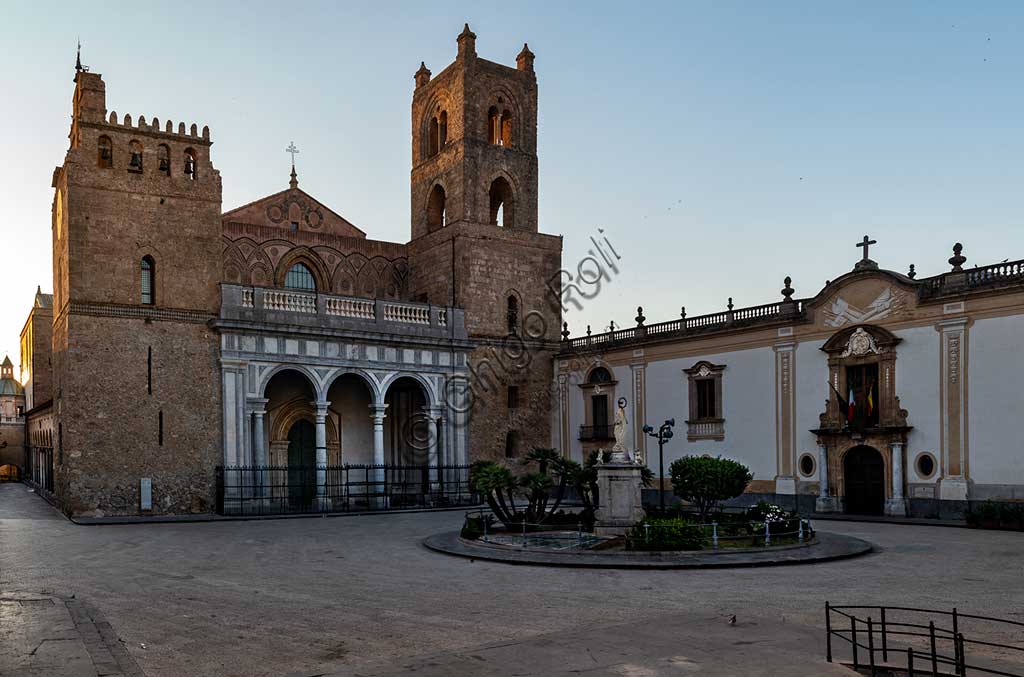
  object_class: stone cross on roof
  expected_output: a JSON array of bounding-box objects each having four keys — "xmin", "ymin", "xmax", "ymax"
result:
[
  {"xmin": 854, "ymin": 235, "xmax": 879, "ymax": 271},
  {"xmin": 286, "ymin": 142, "xmax": 300, "ymax": 189}
]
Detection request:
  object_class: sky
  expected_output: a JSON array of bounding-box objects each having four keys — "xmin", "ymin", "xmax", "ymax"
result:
[{"xmin": 2, "ymin": 1, "xmax": 1023, "ymax": 376}]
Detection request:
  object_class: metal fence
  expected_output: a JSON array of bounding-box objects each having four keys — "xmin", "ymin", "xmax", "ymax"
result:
[
  {"xmin": 826, "ymin": 603, "xmax": 1024, "ymax": 676},
  {"xmin": 216, "ymin": 464, "xmax": 480, "ymax": 516}
]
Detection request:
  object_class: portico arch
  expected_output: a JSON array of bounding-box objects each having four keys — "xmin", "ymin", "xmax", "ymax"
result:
[{"xmin": 384, "ymin": 376, "xmax": 433, "ymax": 466}]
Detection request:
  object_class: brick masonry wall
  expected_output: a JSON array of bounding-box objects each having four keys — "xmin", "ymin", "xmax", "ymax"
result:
[
  {"xmin": 409, "ymin": 223, "xmax": 562, "ymax": 461},
  {"xmin": 55, "ymin": 314, "xmax": 220, "ymax": 516}
]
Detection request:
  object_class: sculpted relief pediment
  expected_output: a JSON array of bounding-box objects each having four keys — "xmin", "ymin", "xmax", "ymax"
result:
[{"xmin": 817, "ymin": 282, "xmax": 913, "ymax": 329}]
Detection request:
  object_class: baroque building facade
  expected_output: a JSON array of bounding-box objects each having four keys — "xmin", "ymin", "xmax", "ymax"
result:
[
  {"xmin": 20, "ymin": 26, "xmax": 563, "ymax": 517},
  {"xmin": 557, "ymin": 245, "xmax": 1024, "ymax": 518}
]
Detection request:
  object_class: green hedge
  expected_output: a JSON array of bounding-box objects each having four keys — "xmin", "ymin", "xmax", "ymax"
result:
[
  {"xmin": 966, "ymin": 502, "xmax": 1024, "ymax": 531},
  {"xmin": 625, "ymin": 517, "xmax": 704, "ymax": 551}
]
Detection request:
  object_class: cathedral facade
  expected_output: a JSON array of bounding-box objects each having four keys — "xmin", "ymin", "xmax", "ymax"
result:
[{"xmin": 20, "ymin": 26, "xmax": 562, "ymax": 517}]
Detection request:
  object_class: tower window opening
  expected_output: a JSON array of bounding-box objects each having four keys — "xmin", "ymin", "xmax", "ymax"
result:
[
  {"xmin": 488, "ymin": 106, "xmax": 500, "ymax": 144},
  {"xmin": 489, "ymin": 177, "xmax": 514, "ymax": 228},
  {"xmin": 500, "ymin": 109, "xmax": 513, "ymax": 146},
  {"xmin": 285, "ymin": 263, "xmax": 317, "ymax": 291},
  {"xmin": 128, "ymin": 140, "xmax": 143, "ymax": 172},
  {"xmin": 427, "ymin": 184, "xmax": 446, "ymax": 231},
  {"xmin": 507, "ymin": 295, "xmax": 519, "ymax": 334},
  {"xmin": 98, "ymin": 135, "xmax": 113, "ymax": 168},
  {"xmin": 183, "ymin": 148, "xmax": 197, "ymax": 180},
  {"xmin": 438, "ymin": 110, "xmax": 448, "ymax": 147},
  {"xmin": 429, "ymin": 116, "xmax": 439, "ymax": 156},
  {"xmin": 158, "ymin": 144, "xmax": 171, "ymax": 175},
  {"xmin": 141, "ymin": 256, "xmax": 155, "ymax": 305}
]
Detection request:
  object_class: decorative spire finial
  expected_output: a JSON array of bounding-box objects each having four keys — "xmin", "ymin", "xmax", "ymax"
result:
[
  {"xmin": 414, "ymin": 61, "xmax": 431, "ymax": 88},
  {"xmin": 561, "ymin": 322, "xmax": 569, "ymax": 341},
  {"xmin": 949, "ymin": 242, "xmax": 967, "ymax": 272},
  {"xmin": 285, "ymin": 141, "xmax": 300, "ymax": 189},
  {"xmin": 680, "ymin": 306, "xmax": 686, "ymax": 320},
  {"xmin": 908, "ymin": 264, "xmax": 917, "ymax": 279},
  {"xmin": 635, "ymin": 306, "xmax": 646, "ymax": 326}
]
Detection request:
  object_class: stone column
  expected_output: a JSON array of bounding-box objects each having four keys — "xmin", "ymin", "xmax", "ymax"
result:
[
  {"xmin": 370, "ymin": 404, "xmax": 388, "ymax": 507},
  {"xmin": 251, "ymin": 398, "xmax": 269, "ymax": 498},
  {"xmin": 815, "ymin": 443, "xmax": 841, "ymax": 513},
  {"xmin": 886, "ymin": 442, "xmax": 908, "ymax": 517},
  {"xmin": 421, "ymin": 406, "xmax": 440, "ymax": 488},
  {"xmin": 313, "ymin": 399, "xmax": 330, "ymax": 510}
]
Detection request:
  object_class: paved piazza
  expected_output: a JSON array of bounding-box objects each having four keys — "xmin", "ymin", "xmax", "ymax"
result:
[{"xmin": 2, "ymin": 483, "xmax": 1023, "ymax": 676}]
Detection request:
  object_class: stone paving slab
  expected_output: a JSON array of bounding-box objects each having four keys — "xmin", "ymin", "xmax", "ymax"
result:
[
  {"xmin": 0, "ymin": 591, "xmax": 144, "ymax": 677},
  {"xmin": 423, "ymin": 530, "xmax": 873, "ymax": 568},
  {"xmin": 324, "ymin": 610, "xmax": 853, "ymax": 677}
]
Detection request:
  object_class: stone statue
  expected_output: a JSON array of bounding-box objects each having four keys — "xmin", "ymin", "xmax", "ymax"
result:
[{"xmin": 610, "ymin": 397, "xmax": 632, "ymax": 463}]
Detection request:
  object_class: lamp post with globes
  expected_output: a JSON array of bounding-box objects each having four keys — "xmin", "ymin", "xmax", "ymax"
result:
[{"xmin": 642, "ymin": 418, "xmax": 675, "ymax": 512}]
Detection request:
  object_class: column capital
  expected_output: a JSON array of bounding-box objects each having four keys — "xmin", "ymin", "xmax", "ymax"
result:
[
  {"xmin": 311, "ymin": 399, "xmax": 331, "ymax": 418},
  {"xmin": 369, "ymin": 403, "xmax": 389, "ymax": 420},
  {"xmin": 248, "ymin": 397, "xmax": 270, "ymax": 415}
]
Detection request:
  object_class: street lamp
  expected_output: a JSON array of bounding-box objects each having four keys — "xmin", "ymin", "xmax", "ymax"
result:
[{"xmin": 643, "ymin": 418, "xmax": 675, "ymax": 512}]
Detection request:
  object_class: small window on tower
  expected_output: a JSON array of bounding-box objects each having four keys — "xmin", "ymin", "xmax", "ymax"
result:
[
  {"xmin": 98, "ymin": 136, "xmax": 113, "ymax": 168},
  {"xmin": 507, "ymin": 295, "xmax": 519, "ymax": 334},
  {"xmin": 426, "ymin": 184, "xmax": 446, "ymax": 231},
  {"xmin": 157, "ymin": 144, "xmax": 171, "ymax": 176},
  {"xmin": 141, "ymin": 256, "xmax": 155, "ymax": 305},
  {"xmin": 507, "ymin": 385, "xmax": 520, "ymax": 410},
  {"xmin": 128, "ymin": 140, "xmax": 144, "ymax": 173},
  {"xmin": 438, "ymin": 110, "xmax": 448, "ymax": 147},
  {"xmin": 429, "ymin": 116, "xmax": 439, "ymax": 156}
]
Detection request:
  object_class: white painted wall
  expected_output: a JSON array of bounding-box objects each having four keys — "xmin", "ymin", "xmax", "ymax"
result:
[
  {"xmin": 794, "ymin": 339, "xmax": 829, "ymax": 479},
  {"xmin": 642, "ymin": 347, "xmax": 777, "ymax": 483},
  {"xmin": 968, "ymin": 314, "xmax": 1024, "ymax": 487},
  {"xmin": 892, "ymin": 325, "xmax": 942, "ymax": 483}
]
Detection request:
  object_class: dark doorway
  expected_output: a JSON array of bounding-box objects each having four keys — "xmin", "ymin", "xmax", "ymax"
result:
[
  {"xmin": 287, "ymin": 420, "xmax": 316, "ymax": 509},
  {"xmin": 844, "ymin": 445, "xmax": 885, "ymax": 515}
]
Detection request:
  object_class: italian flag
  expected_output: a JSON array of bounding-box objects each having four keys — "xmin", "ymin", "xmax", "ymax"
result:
[{"xmin": 847, "ymin": 386, "xmax": 856, "ymax": 422}]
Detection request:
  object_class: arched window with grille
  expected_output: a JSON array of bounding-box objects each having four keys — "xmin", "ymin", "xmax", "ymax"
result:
[
  {"xmin": 141, "ymin": 256, "xmax": 155, "ymax": 305},
  {"xmin": 284, "ymin": 263, "xmax": 316, "ymax": 291}
]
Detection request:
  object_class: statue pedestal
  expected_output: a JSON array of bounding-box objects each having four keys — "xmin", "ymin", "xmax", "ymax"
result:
[{"xmin": 594, "ymin": 462, "xmax": 645, "ymax": 537}]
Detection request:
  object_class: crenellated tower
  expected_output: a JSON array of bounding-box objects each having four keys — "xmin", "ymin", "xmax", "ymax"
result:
[
  {"xmin": 49, "ymin": 61, "xmax": 223, "ymax": 516},
  {"xmin": 408, "ymin": 26, "xmax": 562, "ymax": 461}
]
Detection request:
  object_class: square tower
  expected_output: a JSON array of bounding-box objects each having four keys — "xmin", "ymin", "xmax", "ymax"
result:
[
  {"xmin": 50, "ymin": 65, "xmax": 223, "ymax": 516},
  {"xmin": 408, "ymin": 27, "xmax": 563, "ymax": 462}
]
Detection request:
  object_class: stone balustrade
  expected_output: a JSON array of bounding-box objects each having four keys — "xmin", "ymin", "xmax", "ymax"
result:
[{"xmin": 219, "ymin": 284, "xmax": 464, "ymax": 339}]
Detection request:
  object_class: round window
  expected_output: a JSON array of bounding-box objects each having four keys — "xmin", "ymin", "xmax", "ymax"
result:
[
  {"xmin": 916, "ymin": 453, "xmax": 936, "ymax": 479},
  {"xmin": 799, "ymin": 453, "xmax": 816, "ymax": 477}
]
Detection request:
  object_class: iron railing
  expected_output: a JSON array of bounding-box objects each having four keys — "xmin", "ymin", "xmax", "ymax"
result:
[
  {"xmin": 578, "ymin": 424, "xmax": 614, "ymax": 441},
  {"xmin": 216, "ymin": 464, "xmax": 480, "ymax": 516},
  {"xmin": 826, "ymin": 603, "xmax": 1024, "ymax": 676}
]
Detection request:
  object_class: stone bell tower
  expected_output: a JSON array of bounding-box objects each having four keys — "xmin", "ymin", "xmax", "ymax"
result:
[
  {"xmin": 50, "ymin": 58, "xmax": 223, "ymax": 516},
  {"xmin": 407, "ymin": 26, "xmax": 563, "ymax": 461}
]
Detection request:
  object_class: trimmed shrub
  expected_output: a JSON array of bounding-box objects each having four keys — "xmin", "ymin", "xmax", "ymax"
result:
[{"xmin": 669, "ymin": 455, "xmax": 753, "ymax": 520}]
